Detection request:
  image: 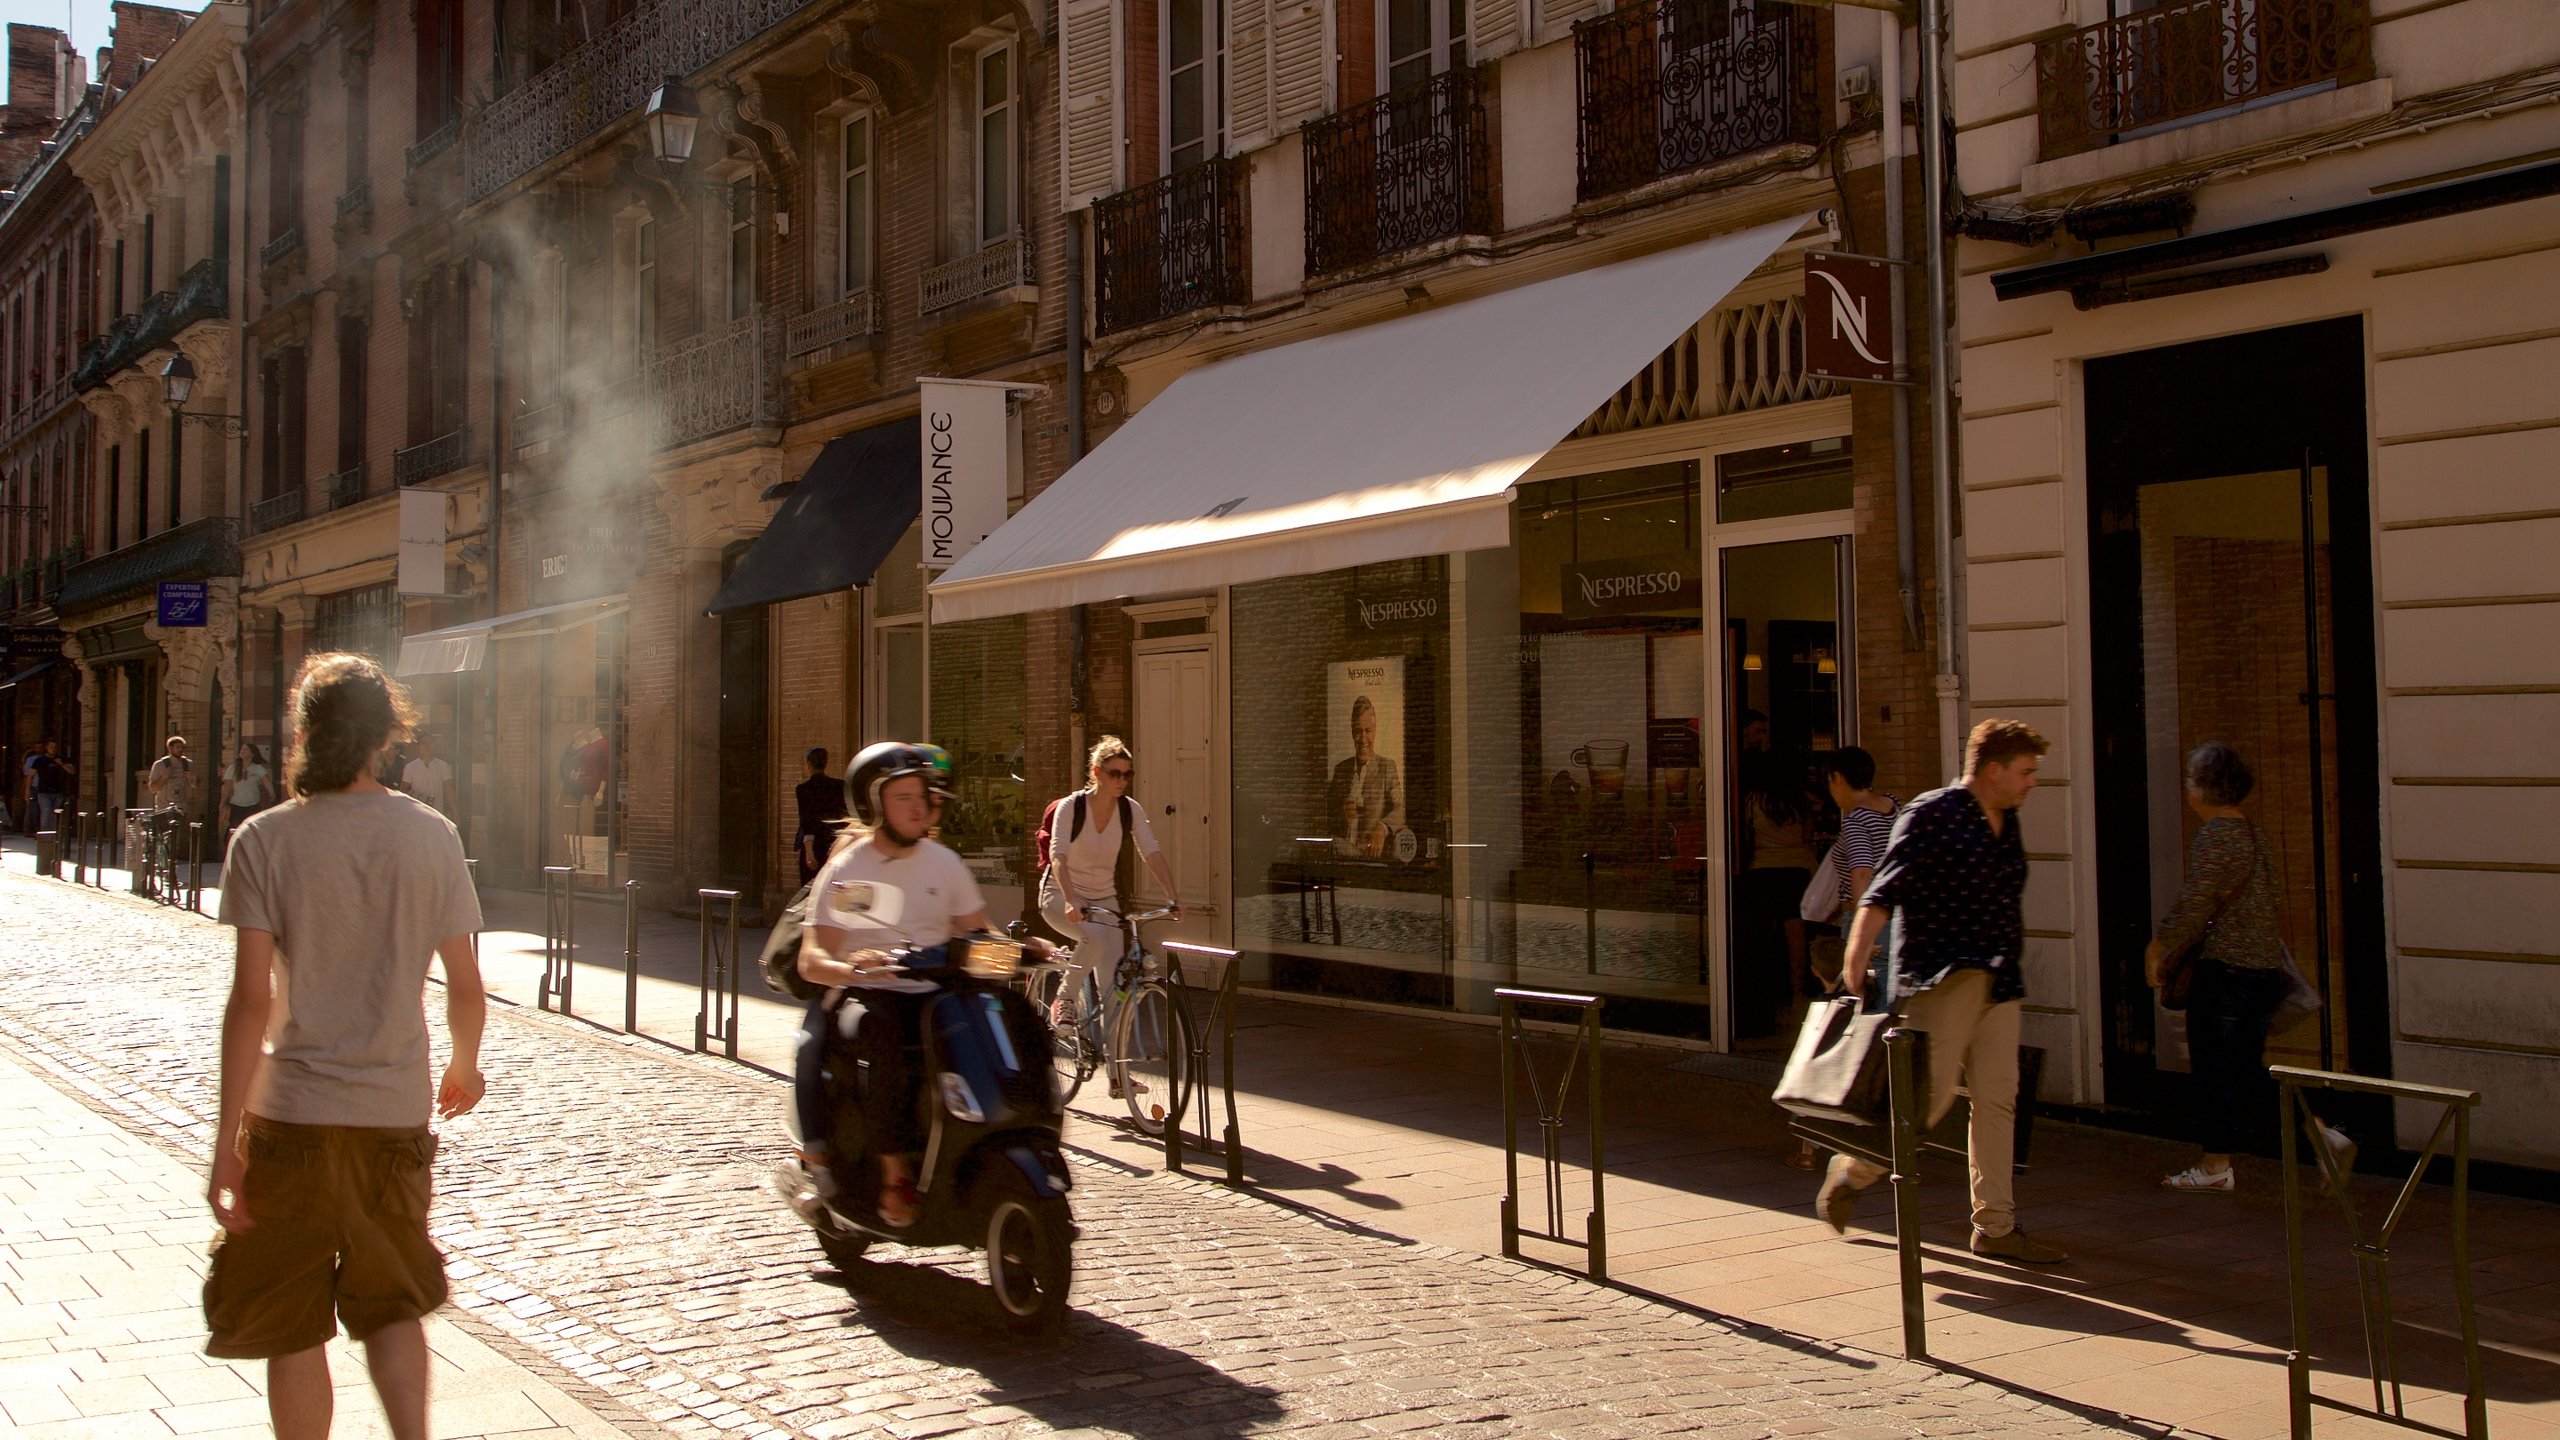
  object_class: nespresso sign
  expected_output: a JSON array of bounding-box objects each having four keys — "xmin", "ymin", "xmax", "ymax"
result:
[
  {"xmin": 1346, "ymin": 586, "xmax": 1441, "ymax": 634},
  {"xmin": 1563, "ymin": 551, "xmax": 1699, "ymax": 620}
]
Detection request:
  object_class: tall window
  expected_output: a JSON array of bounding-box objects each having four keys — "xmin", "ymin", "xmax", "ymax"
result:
[
  {"xmin": 633, "ymin": 217, "xmax": 657, "ymax": 361},
  {"xmin": 414, "ymin": 0, "xmax": 465, "ymax": 136},
  {"xmin": 260, "ymin": 356, "xmax": 283, "ymax": 499},
  {"xmin": 141, "ymin": 214, "xmax": 155, "ymax": 294},
  {"xmin": 976, "ymin": 43, "xmax": 1016, "ymax": 245},
  {"xmin": 726, "ymin": 179, "xmax": 756, "ymax": 323},
  {"xmin": 137, "ymin": 428, "xmax": 153, "ymax": 537},
  {"xmin": 112, "ymin": 238, "xmax": 125, "ymax": 315},
  {"xmin": 270, "ymin": 102, "xmax": 304, "ymax": 241},
  {"xmin": 104, "ymin": 444, "xmax": 120, "ymax": 549},
  {"xmin": 839, "ymin": 114, "xmax": 873, "ymax": 295},
  {"xmin": 1166, "ymin": 0, "xmax": 1224, "ymax": 171},
  {"xmin": 337, "ymin": 315, "xmax": 368, "ymax": 474},
  {"xmin": 1385, "ymin": 0, "xmax": 1466, "ymax": 93},
  {"xmin": 342, "ymin": 65, "xmax": 369, "ymax": 194},
  {"xmin": 407, "ymin": 270, "xmax": 467, "ymax": 442}
]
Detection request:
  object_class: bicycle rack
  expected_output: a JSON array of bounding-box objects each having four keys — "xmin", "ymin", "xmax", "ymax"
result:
[
  {"xmin": 539, "ymin": 866, "xmax": 575, "ymax": 1013},
  {"xmin": 2276, "ymin": 1066, "xmax": 2486, "ymax": 1440},
  {"xmin": 1161, "ymin": 941, "xmax": 1245, "ymax": 1185},
  {"xmin": 622, "ymin": 879, "xmax": 643, "ymax": 1035},
  {"xmin": 1496, "ymin": 987, "xmax": 1607, "ymax": 1282},
  {"xmin": 696, "ymin": 889, "xmax": 742, "ymax": 1059}
]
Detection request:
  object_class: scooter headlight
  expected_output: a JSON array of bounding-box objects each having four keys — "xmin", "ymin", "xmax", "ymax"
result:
[{"xmin": 937, "ymin": 1071, "xmax": 987, "ymax": 1124}]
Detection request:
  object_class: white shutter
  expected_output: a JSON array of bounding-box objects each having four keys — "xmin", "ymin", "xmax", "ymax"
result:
[
  {"xmin": 1471, "ymin": 0, "xmax": 1528, "ymax": 61},
  {"xmin": 1267, "ymin": 0, "xmax": 1333, "ymax": 132},
  {"xmin": 1537, "ymin": 0, "xmax": 1602, "ymax": 44},
  {"xmin": 1058, "ymin": 0, "xmax": 1127, "ymax": 209},
  {"xmin": 1225, "ymin": 0, "xmax": 1275, "ymax": 150}
]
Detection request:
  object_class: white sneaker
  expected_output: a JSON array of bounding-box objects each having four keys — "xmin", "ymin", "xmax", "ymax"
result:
[{"xmin": 2162, "ymin": 1164, "xmax": 2235, "ymax": 1193}]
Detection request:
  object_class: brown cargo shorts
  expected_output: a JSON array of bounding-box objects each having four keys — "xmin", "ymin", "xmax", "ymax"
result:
[{"xmin": 203, "ymin": 1116, "xmax": 448, "ymax": 1359}]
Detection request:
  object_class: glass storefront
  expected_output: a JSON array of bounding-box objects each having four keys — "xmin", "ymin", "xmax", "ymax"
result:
[
  {"xmin": 539, "ymin": 611, "xmax": 627, "ymax": 888},
  {"xmin": 929, "ymin": 612, "xmax": 1029, "ymax": 923}
]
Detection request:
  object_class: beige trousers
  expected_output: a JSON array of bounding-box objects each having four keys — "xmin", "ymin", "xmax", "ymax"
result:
[{"xmin": 1838, "ymin": 967, "xmax": 2023, "ymax": 1237}]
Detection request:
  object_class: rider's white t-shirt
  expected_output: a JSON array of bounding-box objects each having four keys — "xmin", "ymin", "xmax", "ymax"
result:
[
  {"xmin": 1051, "ymin": 792, "xmax": 1162, "ymax": 908},
  {"xmin": 811, "ymin": 835, "xmax": 987, "ymax": 993}
]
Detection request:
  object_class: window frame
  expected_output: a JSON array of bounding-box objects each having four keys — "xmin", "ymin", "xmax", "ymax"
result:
[
  {"xmin": 974, "ymin": 38, "xmax": 1018, "ymax": 247},
  {"xmin": 838, "ymin": 111, "xmax": 875, "ymax": 297},
  {"xmin": 632, "ymin": 215, "xmax": 657, "ymax": 364},
  {"xmin": 1161, "ymin": 0, "xmax": 1225, "ymax": 173},
  {"xmin": 1379, "ymin": 0, "xmax": 1468, "ymax": 96}
]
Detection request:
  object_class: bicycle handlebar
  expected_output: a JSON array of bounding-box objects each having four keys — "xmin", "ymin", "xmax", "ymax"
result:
[{"xmin": 1081, "ymin": 904, "xmax": 1178, "ymax": 926}]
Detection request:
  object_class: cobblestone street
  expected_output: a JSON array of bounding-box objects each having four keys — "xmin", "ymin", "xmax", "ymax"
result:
[{"xmin": 0, "ymin": 869, "xmax": 2157, "ymax": 1439}]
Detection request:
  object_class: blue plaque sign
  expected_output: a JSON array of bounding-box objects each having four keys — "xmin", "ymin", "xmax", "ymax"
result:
[{"xmin": 157, "ymin": 581, "xmax": 209, "ymax": 628}]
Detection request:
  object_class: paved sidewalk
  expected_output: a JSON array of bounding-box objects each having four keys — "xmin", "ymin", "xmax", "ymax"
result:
[{"xmin": 0, "ymin": 1043, "xmax": 651, "ymax": 1439}]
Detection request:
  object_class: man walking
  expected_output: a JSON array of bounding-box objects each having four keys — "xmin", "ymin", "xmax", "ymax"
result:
[
  {"xmin": 400, "ymin": 735, "xmax": 453, "ymax": 816},
  {"xmin": 206, "ymin": 653, "xmax": 488, "ymax": 1439},
  {"xmin": 1816, "ymin": 717, "xmax": 2066, "ymax": 1266},
  {"xmin": 148, "ymin": 735, "xmax": 195, "ymax": 817},
  {"xmin": 26, "ymin": 738, "xmax": 71, "ymax": 834},
  {"xmin": 794, "ymin": 746, "xmax": 846, "ymax": 885}
]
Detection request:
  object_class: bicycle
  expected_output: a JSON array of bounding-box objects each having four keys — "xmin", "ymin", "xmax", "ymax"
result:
[{"xmin": 1024, "ymin": 905, "xmax": 1193, "ymax": 1138}]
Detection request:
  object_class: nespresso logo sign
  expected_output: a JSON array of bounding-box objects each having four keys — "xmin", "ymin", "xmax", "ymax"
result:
[
  {"xmin": 1346, "ymin": 586, "xmax": 1442, "ymax": 633},
  {"xmin": 1563, "ymin": 551, "xmax": 1699, "ymax": 620}
]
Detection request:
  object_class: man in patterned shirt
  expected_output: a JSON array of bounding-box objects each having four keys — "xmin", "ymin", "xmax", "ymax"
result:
[{"xmin": 1815, "ymin": 717, "xmax": 2067, "ymax": 1265}]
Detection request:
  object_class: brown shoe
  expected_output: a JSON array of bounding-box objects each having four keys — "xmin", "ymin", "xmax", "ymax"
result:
[
  {"xmin": 1815, "ymin": 1156, "xmax": 1861, "ymax": 1235},
  {"xmin": 1970, "ymin": 1227, "xmax": 2068, "ymax": 1265}
]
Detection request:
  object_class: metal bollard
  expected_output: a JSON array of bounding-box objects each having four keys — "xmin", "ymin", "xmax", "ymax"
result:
[
  {"xmin": 187, "ymin": 822, "xmax": 205, "ymax": 912},
  {"xmin": 540, "ymin": 866, "xmax": 576, "ymax": 1013},
  {"xmin": 622, "ymin": 879, "xmax": 642, "ymax": 1035},
  {"xmin": 36, "ymin": 829, "xmax": 61, "ymax": 879},
  {"xmin": 70, "ymin": 813, "xmax": 87, "ymax": 885},
  {"xmin": 128, "ymin": 811, "xmax": 151, "ymax": 896},
  {"xmin": 1885, "ymin": 1025, "xmax": 1928, "ymax": 1363},
  {"xmin": 696, "ymin": 889, "xmax": 742, "ymax": 1059}
]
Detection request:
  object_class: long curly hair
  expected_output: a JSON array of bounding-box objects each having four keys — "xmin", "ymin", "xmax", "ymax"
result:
[{"xmin": 285, "ymin": 653, "xmax": 418, "ymax": 798}]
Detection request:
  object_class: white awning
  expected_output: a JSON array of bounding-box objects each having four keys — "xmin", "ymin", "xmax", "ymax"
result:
[
  {"xmin": 393, "ymin": 596, "xmax": 628, "ymax": 677},
  {"xmin": 929, "ymin": 214, "xmax": 1809, "ymax": 623}
]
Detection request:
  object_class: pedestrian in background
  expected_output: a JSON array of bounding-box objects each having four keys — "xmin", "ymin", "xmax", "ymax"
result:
[
  {"xmin": 794, "ymin": 746, "xmax": 847, "ymax": 885},
  {"xmin": 1816, "ymin": 717, "xmax": 2068, "ymax": 1266},
  {"xmin": 206, "ymin": 652, "xmax": 488, "ymax": 1439},
  {"xmin": 148, "ymin": 735, "xmax": 194, "ymax": 817},
  {"xmin": 401, "ymin": 734, "xmax": 454, "ymax": 816},
  {"xmin": 26, "ymin": 738, "xmax": 71, "ymax": 834},
  {"xmin": 220, "ymin": 741, "xmax": 275, "ymax": 844},
  {"xmin": 2146, "ymin": 741, "xmax": 2353, "ymax": 1192}
]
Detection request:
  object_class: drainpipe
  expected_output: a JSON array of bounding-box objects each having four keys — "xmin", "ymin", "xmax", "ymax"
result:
[
  {"xmin": 1920, "ymin": 0, "xmax": 1965, "ymax": 780},
  {"xmin": 1064, "ymin": 209, "xmax": 1089, "ymax": 769},
  {"xmin": 1880, "ymin": 10, "xmax": 1922, "ymax": 656},
  {"xmin": 482, "ymin": 256, "xmax": 506, "ymax": 864}
]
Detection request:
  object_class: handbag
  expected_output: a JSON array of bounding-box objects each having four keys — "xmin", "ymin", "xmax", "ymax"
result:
[
  {"xmin": 1773, "ymin": 994, "xmax": 1924, "ymax": 1128},
  {"xmin": 2269, "ymin": 941, "xmax": 2323, "ymax": 1034},
  {"xmin": 758, "ymin": 882, "xmax": 823, "ymax": 1001},
  {"xmin": 1799, "ymin": 844, "xmax": 1844, "ymax": 924}
]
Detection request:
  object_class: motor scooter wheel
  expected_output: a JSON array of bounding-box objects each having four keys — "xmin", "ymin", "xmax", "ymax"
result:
[
  {"xmin": 816, "ymin": 1225, "xmax": 873, "ymax": 1274},
  {"xmin": 979, "ymin": 1167, "xmax": 1073, "ymax": 1333}
]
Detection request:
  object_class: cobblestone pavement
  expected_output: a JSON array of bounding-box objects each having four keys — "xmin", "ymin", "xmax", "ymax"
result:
[{"xmin": 0, "ymin": 870, "xmax": 2159, "ymax": 1440}]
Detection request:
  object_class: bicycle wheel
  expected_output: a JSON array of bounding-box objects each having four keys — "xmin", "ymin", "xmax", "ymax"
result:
[
  {"xmin": 1111, "ymin": 982, "xmax": 1192, "ymax": 1137},
  {"xmin": 1043, "ymin": 972, "xmax": 1100, "ymax": 1108}
]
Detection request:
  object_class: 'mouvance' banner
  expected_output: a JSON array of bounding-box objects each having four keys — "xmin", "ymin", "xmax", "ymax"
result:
[{"xmin": 918, "ymin": 379, "xmax": 1012, "ymax": 570}]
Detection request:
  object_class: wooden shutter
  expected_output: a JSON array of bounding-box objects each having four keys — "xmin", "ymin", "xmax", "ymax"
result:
[
  {"xmin": 1225, "ymin": 0, "xmax": 1275, "ymax": 150},
  {"xmin": 1472, "ymin": 0, "xmax": 1528, "ymax": 62},
  {"xmin": 1058, "ymin": 0, "xmax": 1126, "ymax": 210},
  {"xmin": 1267, "ymin": 0, "xmax": 1333, "ymax": 133},
  {"xmin": 1538, "ymin": 0, "xmax": 1602, "ymax": 45}
]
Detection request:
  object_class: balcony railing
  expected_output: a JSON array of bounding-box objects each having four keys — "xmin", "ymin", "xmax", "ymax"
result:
[
  {"xmin": 393, "ymin": 424, "xmax": 472, "ymax": 485},
  {"xmin": 1572, "ymin": 293, "xmax": 1835, "ymax": 440},
  {"xmin": 921, "ymin": 236, "xmax": 1035, "ymax": 313},
  {"xmin": 4, "ymin": 375, "xmax": 74, "ymax": 442},
  {"xmin": 465, "ymin": 0, "xmax": 823, "ymax": 203},
  {"xmin": 259, "ymin": 226, "xmax": 305, "ymax": 269},
  {"xmin": 2035, "ymin": 0, "xmax": 2372, "ymax": 162},
  {"xmin": 1575, "ymin": 0, "xmax": 1822, "ymax": 203},
  {"xmin": 646, "ymin": 310, "xmax": 781, "ymax": 450},
  {"xmin": 1304, "ymin": 66, "xmax": 1493, "ymax": 279},
  {"xmin": 407, "ymin": 117, "xmax": 461, "ymax": 171},
  {"xmin": 72, "ymin": 258, "xmax": 228, "ymax": 392},
  {"xmin": 1096, "ymin": 155, "xmax": 1250, "ymax": 336},
  {"xmin": 249, "ymin": 489, "xmax": 306, "ymax": 533},
  {"xmin": 335, "ymin": 182, "xmax": 372, "ymax": 222},
  {"xmin": 785, "ymin": 290, "xmax": 880, "ymax": 356},
  {"xmin": 327, "ymin": 464, "xmax": 368, "ymax": 510}
]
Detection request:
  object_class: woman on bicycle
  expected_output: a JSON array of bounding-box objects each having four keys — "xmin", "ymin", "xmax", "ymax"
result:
[
  {"xmin": 795, "ymin": 742, "xmax": 988, "ymax": 1228},
  {"xmin": 1035, "ymin": 736, "xmax": 1182, "ymax": 1022}
]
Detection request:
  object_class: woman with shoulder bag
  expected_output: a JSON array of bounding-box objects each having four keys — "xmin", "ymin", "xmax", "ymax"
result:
[{"xmin": 2145, "ymin": 742, "xmax": 2351, "ymax": 1192}]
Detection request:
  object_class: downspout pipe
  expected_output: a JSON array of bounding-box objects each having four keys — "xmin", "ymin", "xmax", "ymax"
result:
[
  {"xmin": 1064, "ymin": 209, "xmax": 1089, "ymax": 768},
  {"xmin": 1880, "ymin": 10, "xmax": 1921, "ymax": 655},
  {"xmin": 1920, "ymin": 0, "xmax": 1965, "ymax": 780},
  {"xmin": 483, "ymin": 256, "xmax": 506, "ymax": 864}
]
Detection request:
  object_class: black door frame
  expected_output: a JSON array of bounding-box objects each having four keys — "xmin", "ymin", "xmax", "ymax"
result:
[
  {"xmin": 2084, "ymin": 316, "xmax": 2390, "ymax": 1111},
  {"xmin": 715, "ymin": 541, "xmax": 772, "ymax": 908}
]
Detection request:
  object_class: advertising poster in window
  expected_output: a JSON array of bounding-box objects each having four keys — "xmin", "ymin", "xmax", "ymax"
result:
[{"xmin": 1325, "ymin": 658, "xmax": 1406, "ymax": 861}]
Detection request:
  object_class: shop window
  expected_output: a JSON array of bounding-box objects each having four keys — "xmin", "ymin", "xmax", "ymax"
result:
[
  {"xmin": 1714, "ymin": 435, "xmax": 1851, "ymax": 522},
  {"xmin": 930, "ymin": 616, "xmax": 1029, "ymax": 911}
]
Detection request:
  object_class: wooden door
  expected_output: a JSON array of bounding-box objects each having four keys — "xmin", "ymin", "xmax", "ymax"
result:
[{"xmin": 1133, "ymin": 645, "xmax": 1222, "ymax": 916}]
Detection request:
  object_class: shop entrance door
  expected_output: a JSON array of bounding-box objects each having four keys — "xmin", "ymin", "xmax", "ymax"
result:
[
  {"xmin": 1132, "ymin": 608, "xmax": 1225, "ymax": 940},
  {"xmin": 2087, "ymin": 318, "xmax": 2384, "ymax": 1112},
  {"xmin": 715, "ymin": 542, "xmax": 771, "ymax": 908}
]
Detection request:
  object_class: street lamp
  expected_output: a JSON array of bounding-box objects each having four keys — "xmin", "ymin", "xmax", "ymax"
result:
[
  {"xmin": 159, "ymin": 353, "xmax": 245, "ymax": 435},
  {"xmin": 646, "ymin": 77, "xmax": 702, "ymax": 167}
]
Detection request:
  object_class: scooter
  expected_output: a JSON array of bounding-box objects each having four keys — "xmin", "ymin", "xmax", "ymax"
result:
[{"xmin": 775, "ymin": 886, "xmax": 1076, "ymax": 1332}]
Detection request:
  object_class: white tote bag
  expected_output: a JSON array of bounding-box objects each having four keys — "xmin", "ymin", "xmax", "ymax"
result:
[{"xmin": 1799, "ymin": 845, "xmax": 1844, "ymax": 924}]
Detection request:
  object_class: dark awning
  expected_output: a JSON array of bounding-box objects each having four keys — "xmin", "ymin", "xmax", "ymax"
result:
[
  {"xmin": 707, "ymin": 416, "xmax": 921, "ymax": 616},
  {"xmin": 0, "ymin": 658, "xmax": 59, "ymax": 692}
]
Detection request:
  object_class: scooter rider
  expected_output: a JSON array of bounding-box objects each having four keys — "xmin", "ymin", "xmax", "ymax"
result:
[{"xmin": 795, "ymin": 742, "xmax": 989, "ymax": 1229}]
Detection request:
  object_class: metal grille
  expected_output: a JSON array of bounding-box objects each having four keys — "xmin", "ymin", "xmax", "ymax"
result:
[
  {"xmin": 919, "ymin": 235, "xmax": 1034, "ymax": 313},
  {"xmin": 406, "ymin": 117, "xmax": 461, "ymax": 172},
  {"xmin": 1571, "ymin": 294, "xmax": 1834, "ymax": 438},
  {"xmin": 2035, "ymin": 0, "xmax": 2372, "ymax": 162},
  {"xmin": 312, "ymin": 581, "xmax": 402, "ymax": 662},
  {"xmin": 327, "ymin": 464, "xmax": 367, "ymax": 510},
  {"xmin": 1574, "ymin": 0, "xmax": 1820, "ymax": 204},
  {"xmin": 249, "ymin": 490, "xmax": 305, "ymax": 533},
  {"xmin": 1095, "ymin": 155, "xmax": 1250, "ymax": 336},
  {"xmin": 784, "ymin": 290, "xmax": 879, "ymax": 356},
  {"xmin": 647, "ymin": 309, "xmax": 781, "ymax": 449},
  {"xmin": 1304, "ymin": 66, "xmax": 1492, "ymax": 279},
  {"xmin": 393, "ymin": 424, "xmax": 472, "ymax": 485},
  {"xmin": 258, "ymin": 227, "xmax": 304, "ymax": 269}
]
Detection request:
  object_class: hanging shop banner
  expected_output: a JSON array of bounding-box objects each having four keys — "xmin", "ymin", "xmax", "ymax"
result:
[
  {"xmin": 919, "ymin": 379, "xmax": 1012, "ymax": 569},
  {"xmin": 1803, "ymin": 250, "xmax": 1900, "ymax": 385},
  {"xmin": 155, "ymin": 582, "xmax": 208, "ymax": 628},
  {"xmin": 398, "ymin": 489, "xmax": 448, "ymax": 596},
  {"xmin": 1561, "ymin": 550, "xmax": 1700, "ymax": 622}
]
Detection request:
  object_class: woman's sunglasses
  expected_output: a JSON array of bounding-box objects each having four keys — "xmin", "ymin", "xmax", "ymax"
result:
[{"xmin": 1099, "ymin": 766, "xmax": 1134, "ymax": 781}]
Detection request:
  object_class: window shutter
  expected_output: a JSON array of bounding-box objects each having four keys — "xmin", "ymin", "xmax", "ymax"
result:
[
  {"xmin": 1267, "ymin": 0, "xmax": 1333, "ymax": 133},
  {"xmin": 1225, "ymin": 0, "xmax": 1275, "ymax": 151},
  {"xmin": 1538, "ymin": 0, "xmax": 1601, "ymax": 44},
  {"xmin": 1472, "ymin": 0, "xmax": 1528, "ymax": 61},
  {"xmin": 1058, "ymin": 0, "xmax": 1127, "ymax": 210}
]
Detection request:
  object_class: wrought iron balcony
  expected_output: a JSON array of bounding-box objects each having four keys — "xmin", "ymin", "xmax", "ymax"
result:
[
  {"xmin": 1096, "ymin": 155, "xmax": 1250, "ymax": 336},
  {"xmin": 465, "ymin": 0, "xmax": 823, "ymax": 203},
  {"xmin": 4, "ymin": 375, "xmax": 74, "ymax": 442},
  {"xmin": 52, "ymin": 518, "xmax": 239, "ymax": 615},
  {"xmin": 72, "ymin": 258, "xmax": 228, "ymax": 392},
  {"xmin": 393, "ymin": 424, "xmax": 473, "ymax": 485},
  {"xmin": 514, "ymin": 400, "xmax": 565, "ymax": 446},
  {"xmin": 327, "ymin": 463, "xmax": 368, "ymax": 510},
  {"xmin": 336, "ymin": 182, "xmax": 372, "ymax": 219},
  {"xmin": 407, "ymin": 117, "xmax": 461, "ymax": 172},
  {"xmin": 921, "ymin": 235, "xmax": 1035, "ymax": 313},
  {"xmin": 785, "ymin": 290, "xmax": 881, "ymax": 356},
  {"xmin": 1304, "ymin": 66, "xmax": 1493, "ymax": 279},
  {"xmin": 2036, "ymin": 0, "xmax": 2372, "ymax": 162},
  {"xmin": 646, "ymin": 310, "xmax": 782, "ymax": 450},
  {"xmin": 1575, "ymin": 0, "xmax": 1821, "ymax": 204},
  {"xmin": 259, "ymin": 226, "xmax": 305, "ymax": 269},
  {"xmin": 249, "ymin": 489, "xmax": 306, "ymax": 533}
]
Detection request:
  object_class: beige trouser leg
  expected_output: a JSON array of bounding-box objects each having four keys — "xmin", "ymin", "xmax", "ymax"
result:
[{"xmin": 1836, "ymin": 967, "xmax": 2023, "ymax": 1236}]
